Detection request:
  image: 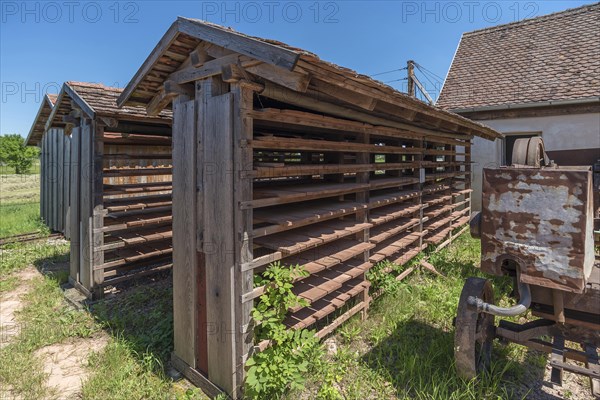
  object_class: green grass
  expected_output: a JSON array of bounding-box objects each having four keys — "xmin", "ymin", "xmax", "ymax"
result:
[
  {"xmin": 284, "ymin": 235, "xmax": 539, "ymax": 400},
  {"xmin": 0, "ymin": 172, "xmax": 44, "ymax": 238},
  {"xmin": 0, "ymin": 238, "xmax": 208, "ymax": 400},
  {"xmin": 0, "ymin": 273, "xmax": 100, "ymax": 399},
  {"xmin": 0, "ymin": 161, "xmax": 40, "ymax": 175}
]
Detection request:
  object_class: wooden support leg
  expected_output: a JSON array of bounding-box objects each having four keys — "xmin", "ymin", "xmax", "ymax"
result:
[{"xmin": 550, "ymin": 335, "xmax": 566, "ymax": 385}]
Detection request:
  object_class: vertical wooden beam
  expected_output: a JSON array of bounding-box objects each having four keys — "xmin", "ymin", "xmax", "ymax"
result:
[
  {"xmin": 417, "ymin": 138, "xmax": 425, "ymax": 250},
  {"xmin": 40, "ymin": 132, "xmax": 46, "ymax": 224},
  {"xmin": 231, "ymin": 81, "xmax": 254, "ymax": 397},
  {"xmin": 355, "ymin": 131, "xmax": 370, "ymax": 320},
  {"xmin": 91, "ymin": 122, "xmax": 105, "ymax": 298},
  {"xmin": 80, "ymin": 119, "xmax": 93, "ymax": 290},
  {"xmin": 172, "ymin": 91, "xmax": 197, "ymax": 369},
  {"xmin": 57, "ymin": 129, "xmax": 64, "ymax": 233},
  {"xmin": 64, "ymin": 134, "xmax": 71, "ymax": 240},
  {"xmin": 51, "ymin": 129, "xmax": 58, "ymax": 231},
  {"xmin": 69, "ymin": 126, "xmax": 81, "ymax": 283},
  {"xmin": 201, "ymin": 77, "xmax": 238, "ymax": 395}
]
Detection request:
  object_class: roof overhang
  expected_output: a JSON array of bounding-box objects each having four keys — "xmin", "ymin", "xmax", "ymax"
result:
[
  {"xmin": 26, "ymin": 94, "xmax": 56, "ymax": 146},
  {"xmin": 118, "ymin": 18, "xmax": 502, "ymax": 141}
]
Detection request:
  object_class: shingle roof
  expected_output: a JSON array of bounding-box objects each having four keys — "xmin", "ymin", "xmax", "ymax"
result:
[
  {"xmin": 117, "ymin": 17, "xmax": 501, "ymax": 140},
  {"xmin": 65, "ymin": 81, "xmax": 172, "ymax": 120},
  {"xmin": 26, "ymin": 94, "xmax": 56, "ymax": 146},
  {"xmin": 45, "ymin": 81, "xmax": 172, "ymax": 131},
  {"xmin": 437, "ymin": 3, "xmax": 600, "ymax": 111}
]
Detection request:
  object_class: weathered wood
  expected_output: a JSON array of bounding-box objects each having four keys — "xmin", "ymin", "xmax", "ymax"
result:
[
  {"xmin": 172, "ymin": 94, "xmax": 197, "ymax": 369},
  {"xmin": 63, "ymin": 134, "xmax": 71, "ymax": 239},
  {"xmin": 92, "ymin": 122, "xmax": 105, "ymax": 296},
  {"xmin": 202, "ymin": 87, "xmax": 237, "ymax": 395},
  {"xmin": 177, "ymin": 17, "xmax": 300, "ymax": 70},
  {"xmin": 69, "ymin": 126, "xmax": 81, "ymax": 283},
  {"xmin": 231, "ymin": 82, "xmax": 255, "ymax": 397},
  {"xmin": 79, "ymin": 119, "xmax": 93, "ymax": 290},
  {"xmin": 246, "ymin": 62, "xmax": 310, "ymax": 92}
]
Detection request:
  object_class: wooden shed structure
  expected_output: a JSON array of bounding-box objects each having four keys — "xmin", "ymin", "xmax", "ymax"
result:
[
  {"xmin": 43, "ymin": 81, "xmax": 173, "ymax": 298},
  {"xmin": 118, "ymin": 18, "xmax": 501, "ymax": 397},
  {"xmin": 26, "ymin": 94, "xmax": 72, "ymax": 236}
]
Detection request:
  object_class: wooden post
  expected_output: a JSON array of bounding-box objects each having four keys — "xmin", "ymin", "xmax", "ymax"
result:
[
  {"xmin": 80, "ymin": 118, "xmax": 93, "ymax": 290},
  {"xmin": 91, "ymin": 122, "xmax": 105, "ymax": 298},
  {"xmin": 40, "ymin": 132, "xmax": 46, "ymax": 224},
  {"xmin": 200, "ymin": 76, "xmax": 238, "ymax": 395},
  {"xmin": 57, "ymin": 130, "xmax": 64, "ymax": 233},
  {"xmin": 355, "ymin": 131, "xmax": 370, "ymax": 319},
  {"xmin": 231, "ymin": 81, "xmax": 255, "ymax": 397},
  {"xmin": 69, "ymin": 125, "xmax": 81, "ymax": 284},
  {"xmin": 172, "ymin": 90, "xmax": 198, "ymax": 370},
  {"xmin": 64, "ymin": 134, "xmax": 71, "ymax": 240}
]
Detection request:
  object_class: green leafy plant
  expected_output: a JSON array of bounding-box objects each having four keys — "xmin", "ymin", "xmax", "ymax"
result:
[
  {"xmin": 245, "ymin": 262, "xmax": 318, "ymax": 399},
  {"xmin": 0, "ymin": 134, "xmax": 39, "ymax": 174}
]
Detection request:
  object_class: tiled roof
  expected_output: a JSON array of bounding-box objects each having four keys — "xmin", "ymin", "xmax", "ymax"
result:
[
  {"xmin": 66, "ymin": 81, "xmax": 172, "ymax": 120},
  {"xmin": 437, "ymin": 3, "xmax": 600, "ymax": 110}
]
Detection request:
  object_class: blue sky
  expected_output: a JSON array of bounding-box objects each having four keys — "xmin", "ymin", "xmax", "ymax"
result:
[{"xmin": 1, "ymin": 0, "xmax": 595, "ymax": 138}]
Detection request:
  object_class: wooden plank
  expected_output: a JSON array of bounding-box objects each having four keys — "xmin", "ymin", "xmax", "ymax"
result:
[
  {"xmin": 245, "ymin": 182, "xmax": 370, "ymax": 209},
  {"xmin": 172, "ymin": 95, "xmax": 197, "ymax": 369},
  {"xmin": 231, "ymin": 82, "xmax": 255, "ymax": 397},
  {"xmin": 92, "ymin": 123, "xmax": 105, "ymax": 296},
  {"xmin": 254, "ymin": 220, "xmax": 372, "ymax": 256},
  {"xmin": 253, "ymin": 200, "xmax": 366, "ymax": 238},
  {"xmin": 246, "ymin": 62, "xmax": 310, "ymax": 92},
  {"xmin": 177, "ymin": 17, "xmax": 300, "ymax": 70},
  {"xmin": 51, "ymin": 129, "xmax": 58, "ymax": 231},
  {"xmin": 202, "ymin": 89, "xmax": 237, "ymax": 394},
  {"xmin": 250, "ymin": 162, "xmax": 419, "ymax": 179},
  {"xmin": 57, "ymin": 129, "xmax": 64, "ymax": 233},
  {"xmin": 253, "ymin": 135, "xmax": 424, "ymax": 155},
  {"xmin": 79, "ymin": 119, "xmax": 93, "ymax": 290},
  {"xmin": 69, "ymin": 126, "xmax": 81, "ymax": 284},
  {"xmin": 40, "ymin": 132, "xmax": 46, "ymax": 224},
  {"xmin": 63, "ymin": 134, "xmax": 71, "ymax": 239}
]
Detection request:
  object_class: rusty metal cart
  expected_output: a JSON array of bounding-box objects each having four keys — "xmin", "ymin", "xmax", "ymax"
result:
[{"xmin": 455, "ymin": 137, "xmax": 600, "ymax": 396}]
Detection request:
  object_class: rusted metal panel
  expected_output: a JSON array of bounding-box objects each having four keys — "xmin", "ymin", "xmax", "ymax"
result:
[{"xmin": 480, "ymin": 167, "xmax": 595, "ymax": 293}]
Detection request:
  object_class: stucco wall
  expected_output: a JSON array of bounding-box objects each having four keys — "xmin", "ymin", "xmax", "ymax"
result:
[{"xmin": 471, "ymin": 112, "xmax": 600, "ymax": 211}]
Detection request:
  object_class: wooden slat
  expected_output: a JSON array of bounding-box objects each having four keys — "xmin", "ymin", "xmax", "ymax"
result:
[
  {"xmin": 369, "ymin": 231, "xmax": 424, "ymax": 264},
  {"xmin": 245, "ymin": 181, "xmax": 370, "ymax": 209},
  {"xmin": 253, "ymin": 135, "xmax": 424, "ymax": 154},
  {"xmin": 254, "ymin": 219, "xmax": 372, "ymax": 256},
  {"xmin": 284, "ymin": 278, "xmax": 369, "ymax": 330},
  {"xmin": 369, "ymin": 203, "xmax": 422, "ymax": 226},
  {"xmin": 250, "ymin": 162, "xmax": 419, "ymax": 178},
  {"xmin": 369, "ymin": 218, "xmax": 420, "ymax": 244},
  {"xmin": 369, "ymin": 176, "xmax": 420, "ymax": 190},
  {"xmin": 103, "ymin": 167, "xmax": 172, "ymax": 177},
  {"xmin": 253, "ymin": 200, "xmax": 366, "ymax": 238},
  {"xmin": 69, "ymin": 126, "xmax": 81, "ymax": 283}
]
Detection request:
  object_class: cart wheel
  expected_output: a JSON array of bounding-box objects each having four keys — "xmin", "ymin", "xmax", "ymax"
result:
[{"xmin": 455, "ymin": 277, "xmax": 496, "ymax": 379}]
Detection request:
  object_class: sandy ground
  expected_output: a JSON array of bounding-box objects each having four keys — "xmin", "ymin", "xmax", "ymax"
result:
[{"xmin": 0, "ymin": 265, "xmax": 108, "ymax": 399}]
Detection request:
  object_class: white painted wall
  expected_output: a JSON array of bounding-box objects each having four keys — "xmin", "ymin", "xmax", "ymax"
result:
[{"xmin": 471, "ymin": 112, "xmax": 600, "ymax": 211}]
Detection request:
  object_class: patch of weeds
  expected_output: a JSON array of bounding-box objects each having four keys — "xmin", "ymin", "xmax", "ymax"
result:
[
  {"xmin": 91, "ymin": 281, "xmax": 174, "ymax": 362},
  {"xmin": 0, "ymin": 240, "xmax": 69, "ymax": 276},
  {"xmin": 81, "ymin": 338, "xmax": 171, "ymax": 400},
  {"xmin": 0, "ymin": 275, "xmax": 18, "ymax": 293},
  {"xmin": 245, "ymin": 262, "xmax": 319, "ymax": 399}
]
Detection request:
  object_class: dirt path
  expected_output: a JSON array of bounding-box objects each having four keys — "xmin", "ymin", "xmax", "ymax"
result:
[
  {"xmin": 1, "ymin": 266, "xmax": 109, "ymax": 399},
  {"xmin": 0, "ymin": 266, "xmax": 39, "ymax": 347}
]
